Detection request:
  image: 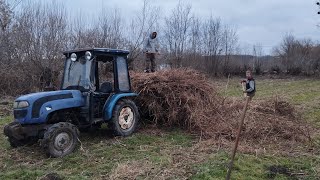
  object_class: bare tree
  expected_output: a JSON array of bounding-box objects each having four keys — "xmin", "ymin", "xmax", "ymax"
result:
[
  {"xmin": 310, "ymin": 45, "xmax": 320, "ymax": 75},
  {"xmin": 0, "ymin": 0, "xmax": 13, "ymax": 68},
  {"xmin": 184, "ymin": 15, "xmax": 202, "ymax": 68},
  {"xmin": 164, "ymin": 1, "xmax": 192, "ymax": 67},
  {"xmin": 0, "ymin": 0, "xmax": 14, "ymax": 31},
  {"xmin": 201, "ymin": 16, "xmax": 223, "ymax": 75},
  {"xmin": 5, "ymin": 1, "xmax": 68, "ymax": 90},
  {"xmin": 274, "ymin": 33, "xmax": 315, "ymax": 75},
  {"xmin": 125, "ymin": 0, "xmax": 160, "ymax": 68},
  {"xmin": 252, "ymin": 44, "xmax": 263, "ymax": 74},
  {"xmin": 274, "ymin": 33, "xmax": 300, "ymax": 74},
  {"xmin": 95, "ymin": 8, "xmax": 124, "ymax": 48},
  {"xmin": 222, "ymin": 25, "xmax": 238, "ymax": 75}
]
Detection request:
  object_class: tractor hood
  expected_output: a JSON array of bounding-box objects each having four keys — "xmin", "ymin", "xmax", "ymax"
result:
[
  {"xmin": 16, "ymin": 90, "xmax": 79, "ymax": 102},
  {"xmin": 14, "ymin": 90, "xmax": 85, "ymax": 124}
]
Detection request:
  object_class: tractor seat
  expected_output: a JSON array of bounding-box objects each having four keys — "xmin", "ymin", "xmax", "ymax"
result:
[{"xmin": 100, "ymin": 82, "xmax": 113, "ymax": 93}]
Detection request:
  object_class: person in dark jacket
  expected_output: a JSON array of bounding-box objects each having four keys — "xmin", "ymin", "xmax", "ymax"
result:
[
  {"xmin": 143, "ymin": 31, "xmax": 160, "ymax": 73},
  {"xmin": 241, "ymin": 70, "xmax": 255, "ymax": 97}
]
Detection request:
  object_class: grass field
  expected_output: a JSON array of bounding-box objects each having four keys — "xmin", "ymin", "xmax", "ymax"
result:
[{"xmin": 0, "ymin": 77, "xmax": 319, "ymax": 179}]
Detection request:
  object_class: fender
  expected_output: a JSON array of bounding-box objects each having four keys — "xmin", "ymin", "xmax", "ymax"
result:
[{"xmin": 103, "ymin": 93, "xmax": 138, "ymax": 121}]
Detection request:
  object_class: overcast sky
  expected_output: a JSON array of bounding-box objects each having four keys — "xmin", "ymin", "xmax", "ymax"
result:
[{"xmin": 60, "ymin": 0, "xmax": 320, "ymax": 54}]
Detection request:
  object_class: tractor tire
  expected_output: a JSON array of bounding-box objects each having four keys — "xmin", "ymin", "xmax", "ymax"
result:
[
  {"xmin": 42, "ymin": 122, "xmax": 79, "ymax": 158},
  {"xmin": 110, "ymin": 99, "xmax": 139, "ymax": 136}
]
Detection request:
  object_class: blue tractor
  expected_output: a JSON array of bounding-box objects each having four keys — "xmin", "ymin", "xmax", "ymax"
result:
[{"xmin": 4, "ymin": 48, "xmax": 140, "ymax": 157}]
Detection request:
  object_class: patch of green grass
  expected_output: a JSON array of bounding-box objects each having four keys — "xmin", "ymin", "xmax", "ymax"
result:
[
  {"xmin": 92, "ymin": 135, "xmax": 169, "ymax": 165},
  {"xmin": 0, "ymin": 116, "xmax": 12, "ymax": 125},
  {"xmin": 305, "ymin": 108, "xmax": 320, "ymax": 128},
  {"xmin": 192, "ymin": 151, "xmax": 229, "ymax": 180},
  {"xmin": 220, "ymin": 78, "xmax": 320, "ymax": 100},
  {"xmin": 0, "ymin": 169, "xmax": 45, "ymax": 180},
  {"xmin": 166, "ymin": 130, "xmax": 193, "ymax": 147},
  {"xmin": 191, "ymin": 151, "xmax": 320, "ymax": 180},
  {"xmin": 292, "ymin": 91, "xmax": 320, "ymax": 104},
  {"xmin": 0, "ymin": 116, "xmax": 11, "ymax": 149}
]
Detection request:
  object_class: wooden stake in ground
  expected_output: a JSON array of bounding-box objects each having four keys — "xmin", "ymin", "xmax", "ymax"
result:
[
  {"xmin": 226, "ymin": 82, "xmax": 251, "ymax": 180},
  {"xmin": 242, "ymin": 81, "xmax": 247, "ymax": 97}
]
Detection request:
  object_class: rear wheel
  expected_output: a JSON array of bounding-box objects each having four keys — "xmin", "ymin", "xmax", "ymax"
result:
[
  {"xmin": 42, "ymin": 122, "xmax": 79, "ymax": 158},
  {"xmin": 110, "ymin": 99, "xmax": 139, "ymax": 136}
]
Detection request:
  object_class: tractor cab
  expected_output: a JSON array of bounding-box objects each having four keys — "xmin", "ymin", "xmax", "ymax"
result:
[
  {"xmin": 62, "ymin": 48, "xmax": 135, "ymax": 123},
  {"xmin": 4, "ymin": 48, "xmax": 139, "ymax": 157},
  {"xmin": 62, "ymin": 48, "xmax": 131, "ymax": 94}
]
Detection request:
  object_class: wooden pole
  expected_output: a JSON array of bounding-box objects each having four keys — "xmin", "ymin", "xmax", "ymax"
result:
[
  {"xmin": 226, "ymin": 93, "xmax": 251, "ymax": 180},
  {"xmin": 242, "ymin": 82, "xmax": 247, "ymax": 97}
]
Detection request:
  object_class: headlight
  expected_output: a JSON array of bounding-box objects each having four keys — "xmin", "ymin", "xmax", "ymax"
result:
[
  {"xmin": 70, "ymin": 53, "xmax": 77, "ymax": 62},
  {"xmin": 85, "ymin": 51, "xmax": 92, "ymax": 60},
  {"xmin": 14, "ymin": 101, "xmax": 29, "ymax": 109}
]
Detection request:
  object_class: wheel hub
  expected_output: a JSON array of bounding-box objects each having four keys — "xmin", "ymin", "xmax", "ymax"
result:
[
  {"xmin": 119, "ymin": 107, "xmax": 134, "ymax": 130},
  {"xmin": 54, "ymin": 132, "xmax": 71, "ymax": 150}
]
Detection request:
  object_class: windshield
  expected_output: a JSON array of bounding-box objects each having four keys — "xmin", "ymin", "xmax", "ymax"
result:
[{"xmin": 62, "ymin": 58, "xmax": 93, "ymax": 90}]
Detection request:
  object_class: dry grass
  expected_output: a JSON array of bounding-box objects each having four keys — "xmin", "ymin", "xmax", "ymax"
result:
[{"xmin": 109, "ymin": 160, "xmax": 156, "ymax": 179}]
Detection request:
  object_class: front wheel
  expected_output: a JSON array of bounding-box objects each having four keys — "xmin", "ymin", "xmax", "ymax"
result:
[
  {"xmin": 42, "ymin": 122, "xmax": 79, "ymax": 158},
  {"xmin": 110, "ymin": 99, "xmax": 139, "ymax": 136}
]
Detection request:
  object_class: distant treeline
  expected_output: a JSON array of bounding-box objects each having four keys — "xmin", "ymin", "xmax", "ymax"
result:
[{"xmin": 0, "ymin": 0, "xmax": 319, "ymax": 96}]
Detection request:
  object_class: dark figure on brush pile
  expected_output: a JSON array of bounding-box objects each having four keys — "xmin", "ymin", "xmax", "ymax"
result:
[
  {"xmin": 143, "ymin": 31, "xmax": 160, "ymax": 73},
  {"xmin": 241, "ymin": 70, "xmax": 255, "ymax": 99}
]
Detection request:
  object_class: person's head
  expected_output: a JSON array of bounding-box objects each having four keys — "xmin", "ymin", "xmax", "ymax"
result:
[
  {"xmin": 246, "ymin": 70, "xmax": 253, "ymax": 79},
  {"xmin": 151, "ymin": 32, "xmax": 157, "ymax": 39}
]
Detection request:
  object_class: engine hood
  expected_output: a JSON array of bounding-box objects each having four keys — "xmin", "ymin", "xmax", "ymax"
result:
[
  {"xmin": 14, "ymin": 90, "xmax": 85, "ymax": 124},
  {"xmin": 16, "ymin": 90, "xmax": 80, "ymax": 102}
]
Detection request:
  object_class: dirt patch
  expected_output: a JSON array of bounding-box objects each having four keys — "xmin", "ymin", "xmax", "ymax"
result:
[{"xmin": 131, "ymin": 69, "xmax": 311, "ymax": 147}]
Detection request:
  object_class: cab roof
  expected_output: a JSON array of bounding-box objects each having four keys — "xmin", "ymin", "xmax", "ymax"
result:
[{"xmin": 63, "ymin": 48, "xmax": 130, "ymax": 56}]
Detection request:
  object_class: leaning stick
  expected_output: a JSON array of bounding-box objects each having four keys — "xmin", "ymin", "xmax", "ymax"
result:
[
  {"xmin": 242, "ymin": 82, "xmax": 247, "ymax": 97},
  {"xmin": 226, "ymin": 88, "xmax": 250, "ymax": 180}
]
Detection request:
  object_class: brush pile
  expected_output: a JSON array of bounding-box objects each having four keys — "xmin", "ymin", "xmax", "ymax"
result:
[
  {"xmin": 223, "ymin": 98, "xmax": 309, "ymax": 143},
  {"xmin": 131, "ymin": 69, "xmax": 221, "ymax": 128},
  {"xmin": 131, "ymin": 69, "xmax": 310, "ymax": 144}
]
